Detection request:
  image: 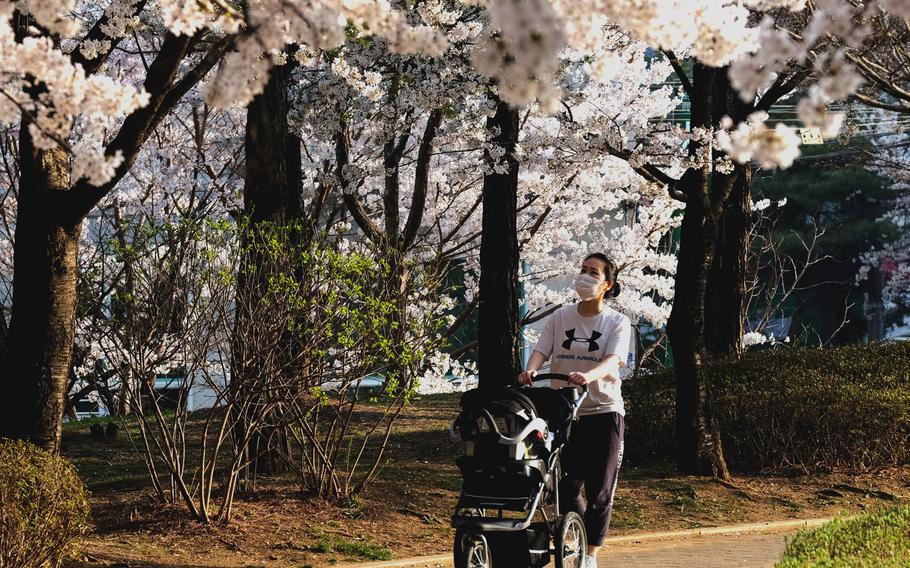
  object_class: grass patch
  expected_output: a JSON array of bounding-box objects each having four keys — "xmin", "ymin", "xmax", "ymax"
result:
[
  {"xmin": 776, "ymin": 505, "xmax": 910, "ymax": 567},
  {"xmin": 657, "ymin": 482, "xmax": 715, "ymax": 515},
  {"xmin": 611, "ymin": 496, "xmax": 645, "ymax": 530},
  {"xmin": 306, "ymin": 530, "xmax": 393, "ymax": 561}
]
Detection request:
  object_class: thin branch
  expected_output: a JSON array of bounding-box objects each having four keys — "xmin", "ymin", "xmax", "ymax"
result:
[
  {"xmin": 442, "ymin": 297, "xmax": 478, "ymax": 341},
  {"xmin": 754, "ymin": 68, "xmax": 810, "ymax": 113},
  {"xmin": 70, "ymin": 1, "xmax": 150, "ymax": 75},
  {"xmin": 402, "ymin": 108, "xmax": 443, "ymax": 250},
  {"xmin": 850, "ymin": 92, "xmax": 910, "ymax": 114},
  {"xmin": 335, "ymin": 118, "xmax": 383, "ymax": 244}
]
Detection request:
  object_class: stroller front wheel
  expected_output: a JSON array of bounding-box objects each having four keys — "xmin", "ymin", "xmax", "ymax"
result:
[
  {"xmin": 454, "ymin": 530, "xmax": 492, "ymax": 568},
  {"xmin": 555, "ymin": 511, "xmax": 587, "ymax": 568}
]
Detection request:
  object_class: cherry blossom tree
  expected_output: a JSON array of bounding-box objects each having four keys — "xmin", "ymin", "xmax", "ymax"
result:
[
  {"xmin": 0, "ymin": 3, "xmax": 229, "ymax": 452},
  {"xmin": 289, "ymin": 1, "xmax": 487, "ymax": 393},
  {"xmin": 0, "ymin": 0, "xmax": 445, "ymax": 453},
  {"xmin": 288, "ymin": 14, "xmax": 691, "ymax": 392}
]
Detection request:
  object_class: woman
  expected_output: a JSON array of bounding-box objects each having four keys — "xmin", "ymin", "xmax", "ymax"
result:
[{"xmin": 517, "ymin": 253, "xmax": 631, "ymax": 568}]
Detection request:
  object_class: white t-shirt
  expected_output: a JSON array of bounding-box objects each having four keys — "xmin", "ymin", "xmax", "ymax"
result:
[{"xmin": 533, "ymin": 303, "xmax": 632, "ymax": 416}]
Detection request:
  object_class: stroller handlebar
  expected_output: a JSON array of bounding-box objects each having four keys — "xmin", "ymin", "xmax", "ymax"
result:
[{"xmin": 524, "ymin": 373, "xmax": 588, "ymax": 407}]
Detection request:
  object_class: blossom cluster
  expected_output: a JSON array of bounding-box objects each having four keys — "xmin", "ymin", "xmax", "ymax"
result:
[
  {"xmin": 200, "ymin": 0, "xmax": 448, "ymax": 108},
  {"xmin": 0, "ymin": 3, "xmax": 148, "ymax": 185},
  {"xmin": 715, "ymin": 112, "xmax": 802, "ymax": 170}
]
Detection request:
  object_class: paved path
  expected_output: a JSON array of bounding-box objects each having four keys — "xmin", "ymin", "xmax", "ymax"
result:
[
  {"xmin": 344, "ymin": 518, "xmax": 829, "ymax": 568},
  {"xmin": 599, "ymin": 532, "xmax": 789, "ymax": 568}
]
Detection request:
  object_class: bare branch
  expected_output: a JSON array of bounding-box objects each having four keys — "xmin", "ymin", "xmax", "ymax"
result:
[
  {"xmin": 403, "ymin": 108, "xmax": 443, "ymax": 249},
  {"xmin": 335, "ymin": 119, "xmax": 383, "ymax": 244},
  {"xmin": 662, "ymin": 50, "xmax": 693, "ymax": 99}
]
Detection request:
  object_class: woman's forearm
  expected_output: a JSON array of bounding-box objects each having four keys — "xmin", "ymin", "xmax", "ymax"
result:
[
  {"xmin": 587, "ymin": 355, "xmax": 622, "ymax": 383},
  {"xmin": 525, "ymin": 350, "xmax": 548, "ymax": 372}
]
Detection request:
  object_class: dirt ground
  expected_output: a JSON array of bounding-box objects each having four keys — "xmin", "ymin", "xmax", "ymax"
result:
[{"xmin": 62, "ymin": 394, "xmax": 910, "ymax": 567}]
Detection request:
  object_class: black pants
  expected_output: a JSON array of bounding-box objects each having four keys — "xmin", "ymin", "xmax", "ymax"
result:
[{"xmin": 559, "ymin": 412, "xmax": 624, "ymax": 547}]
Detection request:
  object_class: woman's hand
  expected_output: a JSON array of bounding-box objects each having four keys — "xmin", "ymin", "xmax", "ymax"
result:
[
  {"xmin": 517, "ymin": 369, "xmax": 538, "ymax": 385},
  {"xmin": 567, "ymin": 371, "xmax": 594, "ymax": 385}
]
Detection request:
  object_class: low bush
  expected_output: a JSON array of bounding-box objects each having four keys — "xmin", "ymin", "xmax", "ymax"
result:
[
  {"xmin": 776, "ymin": 506, "xmax": 910, "ymax": 567},
  {"xmin": 622, "ymin": 367, "xmax": 677, "ymax": 461},
  {"xmin": 0, "ymin": 439, "xmax": 91, "ymax": 568},
  {"xmin": 624, "ymin": 342, "xmax": 910, "ymax": 471}
]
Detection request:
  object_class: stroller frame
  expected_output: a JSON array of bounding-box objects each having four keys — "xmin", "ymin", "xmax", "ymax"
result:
[{"xmin": 450, "ymin": 374, "xmax": 588, "ymax": 568}]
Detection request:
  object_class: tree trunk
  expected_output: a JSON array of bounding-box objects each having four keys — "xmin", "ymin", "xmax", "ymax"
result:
[
  {"xmin": 0, "ymin": 305, "xmax": 7, "ymax": 356},
  {"xmin": 381, "ymin": 251, "xmax": 411, "ymax": 393},
  {"xmin": 0, "ymin": 124, "xmax": 77, "ymax": 453},
  {"xmin": 865, "ymin": 267, "xmax": 885, "ymax": 342},
  {"xmin": 705, "ymin": 165, "xmax": 752, "ymax": 357},
  {"xmin": 478, "ymin": 98, "xmax": 521, "ymax": 388},
  {"xmin": 704, "ymin": 70, "xmax": 754, "ymax": 358},
  {"xmin": 666, "ymin": 63, "xmax": 731, "ymax": 480},
  {"xmin": 243, "ymin": 64, "xmax": 302, "ymax": 223},
  {"xmin": 234, "ymin": 61, "xmax": 301, "ymax": 479}
]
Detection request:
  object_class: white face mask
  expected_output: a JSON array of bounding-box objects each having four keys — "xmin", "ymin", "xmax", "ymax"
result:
[{"xmin": 574, "ymin": 273, "xmax": 604, "ymax": 301}]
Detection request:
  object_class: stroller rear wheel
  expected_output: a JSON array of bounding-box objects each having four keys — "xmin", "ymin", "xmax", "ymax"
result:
[
  {"xmin": 454, "ymin": 530, "xmax": 492, "ymax": 568},
  {"xmin": 554, "ymin": 512, "xmax": 586, "ymax": 568}
]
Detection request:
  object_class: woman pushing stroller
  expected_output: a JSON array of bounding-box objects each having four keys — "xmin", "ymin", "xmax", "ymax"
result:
[{"xmin": 517, "ymin": 253, "xmax": 632, "ymax": 568}]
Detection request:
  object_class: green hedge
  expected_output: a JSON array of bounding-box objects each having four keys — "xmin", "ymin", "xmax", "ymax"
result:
[
  {"xmin": 776, "ymin": 506, "xmax": 910, "ymax": 567},
  {"xmin": 624, "ymin": 342, "xmax": 910, "ymax": 471},
  {"xmin": 0, "ymin": 440, "xmax": 91, "ymax": 568}
]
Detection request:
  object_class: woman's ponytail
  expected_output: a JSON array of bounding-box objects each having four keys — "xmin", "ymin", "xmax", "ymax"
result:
[{"xmin": 610, "ymin": 281, "xmax": 621, "ymax": 298}]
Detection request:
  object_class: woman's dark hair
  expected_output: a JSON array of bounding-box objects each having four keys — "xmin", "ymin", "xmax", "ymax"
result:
[{"xmin": 584, "ymin": 252, "xmax": 621, "ymax": 298}]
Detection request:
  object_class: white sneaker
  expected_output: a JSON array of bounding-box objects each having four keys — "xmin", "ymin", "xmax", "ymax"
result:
[{"xmin": 583, "ymin": 555, "xmax": 598, "ymax": 568}]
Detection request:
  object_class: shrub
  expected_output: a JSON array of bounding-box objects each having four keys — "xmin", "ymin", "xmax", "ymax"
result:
[
  {"xmin": 0, "ymin": 439, "xmax": 91, "ymax": 568},
  {"xmin": 776, "ymin": 506, "xmax": 910, "ymax": 567},
  {"xmin": 622, "ymin": 368, "xmax": 677, "ymax": 461},
  {"xmin": 624, "ymin": 342, "xmax": 910, "ymax": 471}
]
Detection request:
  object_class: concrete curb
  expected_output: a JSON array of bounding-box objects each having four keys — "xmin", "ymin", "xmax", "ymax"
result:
[{"xmin": 338, "ymin": 517, "xmax": 838, "ymax": 568}]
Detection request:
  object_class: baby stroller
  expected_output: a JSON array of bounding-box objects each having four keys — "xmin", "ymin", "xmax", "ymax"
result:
[{"xmin": 450, "ymin": 373, "xmax": 588, "ymax": 568}]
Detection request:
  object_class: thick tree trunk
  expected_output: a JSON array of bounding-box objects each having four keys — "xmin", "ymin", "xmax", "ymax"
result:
[
  {"xmin": 235, "ymin": 62, "xmax": 301, "ymax": 479},
  {"xmin": 667, "ymin": 64, "xmax": 731, "ymax": 480},
  {"xmin": 667, "ymin": 170, "xmax": 730, "ymax": 480},
  {"xmin": 705, "ymin": 166, "xmax": 752, "ymax": 357},
  {"xmin": 0, "ymin": 124, "xmax": 77, "ymax": 453},
  {"xmin": 243, "ymin": 64, "xmax": 302, "ymax": 223},
  {"xmin": 705, "ymin": 70, "xmax": 754, "ymax": 358},
  {"xmin": 477, "ymin": 98, "xmax": 521, "ymax": 388}
]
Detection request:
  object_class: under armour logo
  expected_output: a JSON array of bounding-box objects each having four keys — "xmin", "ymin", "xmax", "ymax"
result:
[{"xmin": 562, "ymin": 329, "xmax": 602, "ymax": 352}]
